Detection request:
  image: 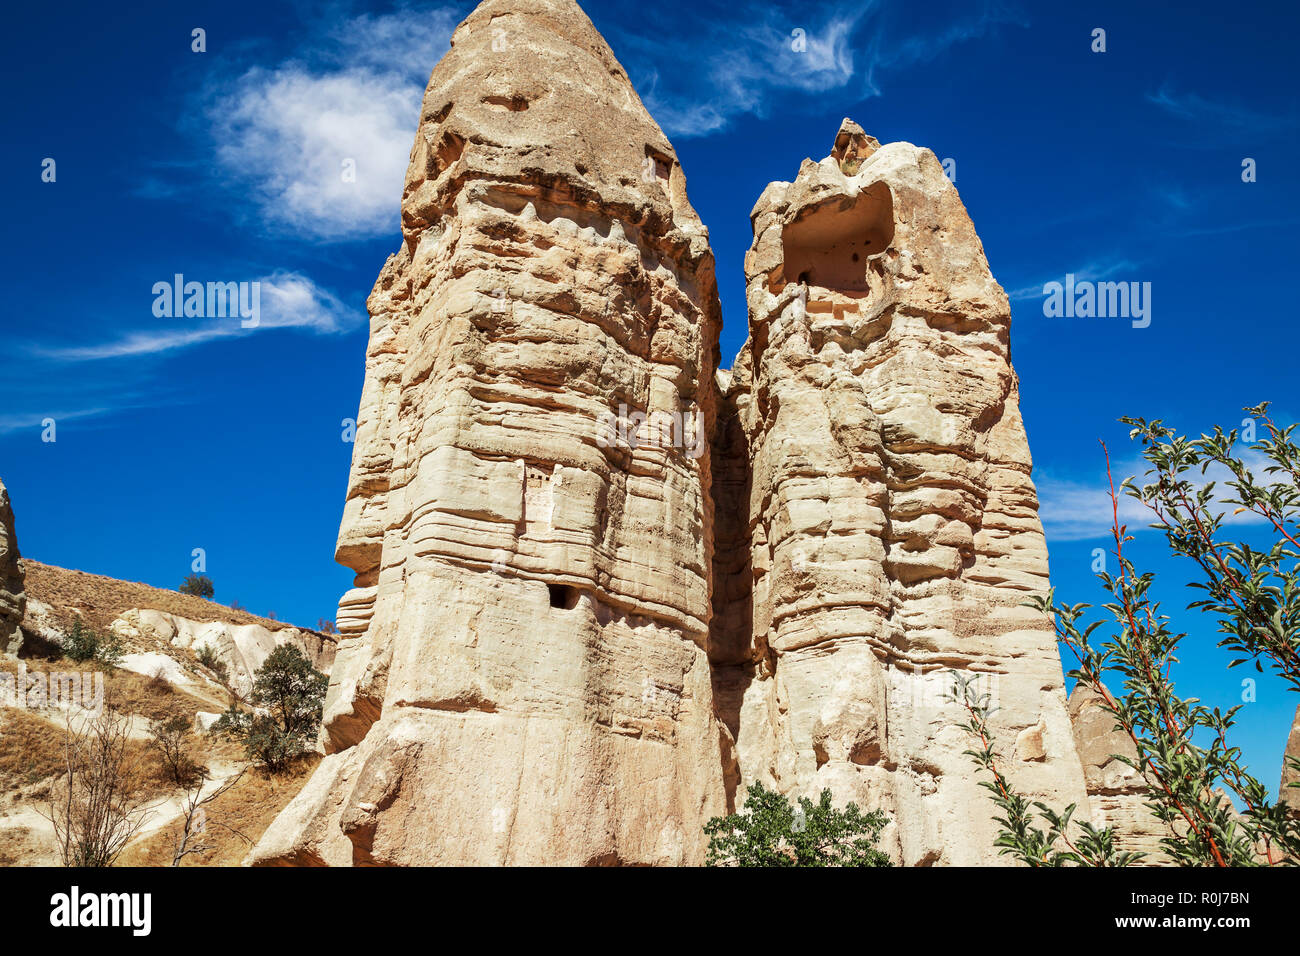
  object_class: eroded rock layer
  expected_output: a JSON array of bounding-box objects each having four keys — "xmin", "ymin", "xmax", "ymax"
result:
[
  {"xmin": 250, "ymin": 0, "xmax": 724, "ymax": 866},
  {"xmin": 711, "ymin": 121, "xmax": 1090, "ymax": 865},
  {"xmin": 253, "ymin": 1, "xmax": 1100, "ymax": 866},
  {"xmin": 0, "ymin": 478, "xmax": 24, "ymax": 658},
  {"xmin": 109, "ymin": 608, "xmax": 336, "ymax": 697},
  {"xmin": 1068, "ymin": 685, "xmax": 1169, "ymax": 862}
]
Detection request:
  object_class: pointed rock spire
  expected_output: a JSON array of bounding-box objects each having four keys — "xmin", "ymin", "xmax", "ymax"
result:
[{"xmin": 249, "ymin": 0, "xmax": 725, "ymax": 867}]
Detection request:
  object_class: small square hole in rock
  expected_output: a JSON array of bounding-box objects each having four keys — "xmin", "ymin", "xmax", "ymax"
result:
[{"xmin": 548, "ymin": 583, "xmax": 579, "ymax": 610}]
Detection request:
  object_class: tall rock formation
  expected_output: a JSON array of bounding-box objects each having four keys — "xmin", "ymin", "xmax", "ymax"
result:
[
  {"xmin": 710, "ymin": 121, "xmax": 1089, "ymax": 864},
  {"xmin": 254, "ymin": 4, "xmax": 1092, "ymax": 866},
  {"xmin": 251, "ymin": 0, "xmax": 725, "ymax": 866},
  {"xmin": 0, "ymin": 478, "xmax": 25, "ymax": 657}
]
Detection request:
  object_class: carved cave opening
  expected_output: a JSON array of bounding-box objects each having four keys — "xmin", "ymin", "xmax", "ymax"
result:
[{"xmin": 781, "ymin": 181, "xmax": 894, "ymax": 292}]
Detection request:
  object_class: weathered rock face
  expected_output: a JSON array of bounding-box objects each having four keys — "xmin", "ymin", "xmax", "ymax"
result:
[
  {"xmin": 109, "ymin": 608, "xmax": 336, "ymax": 696},
  {"xmin": 1283, "ymin": 704, "xmax": 1300, "ymax": 813},
  {"xmin": 255, "ymin": 4, "xmax": 1093, "ymax": 866},
  {"xmin": 251, "ymin": 0, "xmax": 724, "ymax": 866},
  {"xmin": 710, "ymin": 120, "xmax": 1090, "ymax": 865},
  {"xmin": 1067, "ymin": 685, "xmax": 1169, "ymax": 862},
  {"xmin": 0, "ymin": 479, "xmax": 25, "ymax": 658}
]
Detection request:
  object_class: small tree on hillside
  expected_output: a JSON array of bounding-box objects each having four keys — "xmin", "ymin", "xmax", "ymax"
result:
[
  {"xmin": 146, "ymin": 715, "xmax": 203, "ymax": 788},
  {"xmin": 704, "ymin": 781, "xmax": 892, "ymax": 867},
  {"xmin": 194, "ymin": 642, "xmax": 229, "ymax": 683},
  {"xmin": 61, "ymin": 619, "xmax": 123, "ymax": 669},
  {"xmin": 170, "ymin": 768, "xmax": 249, "ymax": 866},
  {"xmin": 213, "ymin": 644, "xmax": 327, "ymax": 773},
  {"xmin": 180, "ymin": 574, "xmax": 215, "ymax": 599}
]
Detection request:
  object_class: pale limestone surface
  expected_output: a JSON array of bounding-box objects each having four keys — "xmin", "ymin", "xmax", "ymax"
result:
[
  {"xmin": 709, "ymin": 119, "xmax": 1091, "ymax": 865},
  {"xmin": 251, "ymin": 0, "xmax": 725, "ymax": 866},
  {"xmin": 0, "ymin": 479, "xmax": 24, "ymax": 657},
  {"xmin": 1283, "ymin": 704, "xmax": 1300, "ymax": 813},
  {"xmin": 1067, "ymin": 685, "xmax": 1169, "ymax": 862},
  {"xmin": 252, "ymin": 6, "xmax": 1096, "ymax": 866},
  {"xmin": 109, "ymin": 608, "xmax": 336, "ymax": 697}
]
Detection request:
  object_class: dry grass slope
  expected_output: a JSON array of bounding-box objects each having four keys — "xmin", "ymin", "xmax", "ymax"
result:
[
  {"xmin": 120, "ymin": 755, "xmax": 322, "ymax": 866},
  {"xmin": 22, "ymin": 560, "xmax": 321, "ymax": 638}
]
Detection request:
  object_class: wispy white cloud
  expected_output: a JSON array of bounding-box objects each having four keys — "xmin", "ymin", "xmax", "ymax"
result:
[
  {"xmin": 34, "ymin": 273, "xmax": 358, "ymax": 363},
  {"xmin": 1037, "ymin": 450, "xmax": 1278, "ymax": 543},
  {"xmin": 0, "ymin": 407, "xmax": 112, "ymax": 436},
  {"xmin": 1175, "ymin": 217, "xmax": 1300, "ymax": 238},
  {"xmin": 1036, "ymin": 468, "xmax": 1152, "ymax": 542},
  {"xmin": 608, "ymin": 0, "xmax": 1022, "ymax": 139},
  {"xmin": 204, "ymin": 7, "xmax": 460, "ymax": 241},
  {"xmin": 1147, "ymin": 83, "xmax": 1296, "ymax": 135},
  {"xmin": 1007, "ymin": 256, "xmax": 1141, "ymax": 302},
  {"xmin": 196, "ymin": 0, "xmax": 1021, "ymax": 230},
  {"xmin": 0, "ymin": 391, "xmax": 184, "ymax": 436}
]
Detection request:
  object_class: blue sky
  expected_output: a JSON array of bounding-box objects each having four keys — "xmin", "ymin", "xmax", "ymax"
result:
[{"xmin": 3, "ymin": 0, "xmax": 1298, "ymax": 792}]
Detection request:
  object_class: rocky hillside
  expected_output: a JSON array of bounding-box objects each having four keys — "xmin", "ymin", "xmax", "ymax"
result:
[
  {"xmin": 21, "ymin": 561, "xmax": 335, "ymax": 693},
  {"xmin": 0, "ymin": 555, "xmax": 336, "ymax": 866}
]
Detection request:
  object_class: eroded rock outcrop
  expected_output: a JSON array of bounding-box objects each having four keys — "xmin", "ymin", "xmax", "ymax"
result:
[
  {"xmin": 1067, "ymin": 685, "xmax": 1169, "ymax": 862},
  {"xmin": 0, "ymin": 479, "xmax": 25, "ymax": 658},
  {"xmin": 251, "ymin": 0, "xmax": 724, "ymax": 866},
  {"xmin": 710, "ymin": 120, "xmax": 1090, "ymax": 865},
  {"xmin": 255, "ymin": 4, "xmax": 1093, "ymax": 867},
  {"xmin": 109, "ymin": 608, "xmax": 336, "ymax": 696}
]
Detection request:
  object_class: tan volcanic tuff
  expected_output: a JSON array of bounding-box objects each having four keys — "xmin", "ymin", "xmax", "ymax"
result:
[
  {"xmin": 1067, "ymin": 685, "xmax": 1170, "ymax": 862},
  {"xmin": 252, "ymin": 2, "xmax": 1093, "ymax": 866},
  {"xmin": 0, "ymin": 478, "xmax": 24, "ymax": 657},
  {"xmin": 710, "ymin": 118, "xmax": 1090, "ymax": 865},
  {"xmin": 248, "ymin": 0, "xmax": 726, "ymax": 866}
]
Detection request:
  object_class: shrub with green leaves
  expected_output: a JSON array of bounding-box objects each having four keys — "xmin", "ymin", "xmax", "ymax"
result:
[
  {"xmin": 179, "ymin": 574, "xmax": 214, "ymax": 599},
  {"xmin": 61, "ymin": 619, "xmax": 123, "ymax": 669},
  {"xmin": 962, "ymin": 403, "xmax": 1300, "ymax": 866},
  {"xmin": 951, "ymin": 672, "xmax": 1142, "ymax": 867},
  {"xmin": 212, "ymin": 644, "xmax": 326, "ymax": 773},
  {"xmin": 147, "ymin": 715, "xmax": 203, "ymax": 788},
  {"xmin": 194, "ymin": 642, "xmax": 228, "ymax": 683},
  {"xmin": 703, "ymin": 781, "xmax": 892, "ymax": 867}
]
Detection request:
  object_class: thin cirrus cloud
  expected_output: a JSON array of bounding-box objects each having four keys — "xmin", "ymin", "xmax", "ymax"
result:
[
  {"xmin": 1036, "ymin": 450, "xmax": 1277, "ymax": 543},
  {"xmin": 33, "ymin": 273, "xmax": 358, "ymax": 363},
  {"xmin": 1006, "ymin": 256, "xmax": 1141, "ymax": 303},
  {"xmin": 611, "ymin": 0, "xmax": 1023, "ymax": 139},
  {"xmin": 1146, "ymin": 83, "xmax": 1296, "ymax": 136},
  {"xmin": 0, "ymin": 389, "xmax": 182, "ymax": 437},
  {"xmin": 0, "ymin": 407, "xmax": 112, "ymax": 437},
  {"xmin": 197, "ymin": 2, "xmax": 1021, "ymax": 240},
  {"xmin": 616, "ymin": 8, "xmax": 867, "ymax": 139}
]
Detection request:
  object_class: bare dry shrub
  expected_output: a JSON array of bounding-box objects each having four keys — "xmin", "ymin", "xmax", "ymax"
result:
[{"xmin": 42, "ymin": 709, "xmax": 153, "ymax": 867}]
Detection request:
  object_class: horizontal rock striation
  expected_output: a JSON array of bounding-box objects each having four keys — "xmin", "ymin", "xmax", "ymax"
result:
[
  {"xmin": 712, "ymin": 120, "xmax": 1090, "ymax": 865},
  {"xmin": 255, "ymin": 4, "xmax": 1094, "ymax": 867},
  {"xmin": 1068, "ymin": 685, "xmax": 1169, "ymax": 863},
  {"xmin": 251, "ymin": 0, "xmax": 725, "ymax": 866}
]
